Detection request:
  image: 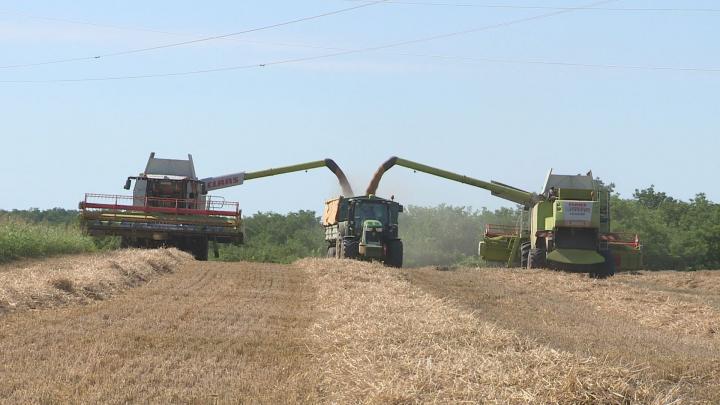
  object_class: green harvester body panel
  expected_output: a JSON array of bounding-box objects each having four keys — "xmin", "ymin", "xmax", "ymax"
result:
[
  {"xmin": 480, "ymin": 236, "xmax": 527, "ymax": 262},
  {"xmin": 609, "ymin": 243, "xmax": 643, "ymax": 270},
  {"xmin": 547, "ymin": 249, "xmax": 605, "ymax": 265}
]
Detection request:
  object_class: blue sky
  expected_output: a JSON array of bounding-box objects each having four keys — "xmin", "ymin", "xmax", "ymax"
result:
[{"xmin": 1, "ymin": 0, "xmax": 718, "ymax": 214}]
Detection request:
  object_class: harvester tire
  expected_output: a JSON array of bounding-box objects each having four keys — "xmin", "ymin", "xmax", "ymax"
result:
[
  {"xmin": 341, "ymin": 238, "xmax": 359, "ymax": 259},
  {"xmin": 527, "ymin": 248, "xmax": 546, "ymax": 269},
  {"xmin": 327, "ymin": 246, "xmax": 337, "ymax": 258},
  {"xmin": 385, "ymin": 239, "xmax": 403, "ymax": 268},
  {"xmin": 192, "ymin": 238, "xmax": 209, "ymax": 261},
  {"xmin": 520, "ymin": 242, "xmax": 531, "ymax": 268},
  {"xmin": 591, "ymin": 251, "xmax": 616, "ymax": 278}
]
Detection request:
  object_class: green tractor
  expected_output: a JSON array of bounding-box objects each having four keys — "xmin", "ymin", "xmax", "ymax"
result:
[
  {"xmin": 367, "ymin": 157, "xmax": 643, "ymax": 276},
  {"xmin": 322, "ymin": 195, "xmax": 404, "ymax": 267}
]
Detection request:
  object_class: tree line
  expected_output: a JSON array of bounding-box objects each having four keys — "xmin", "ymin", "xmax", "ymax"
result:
[
  {"xmin": 2, "ymin": 185, "xmax": 718, "ymax": 270},
  {"xmin": 612, "ymin": 186, "xmax": 720, "ymax": 270}
]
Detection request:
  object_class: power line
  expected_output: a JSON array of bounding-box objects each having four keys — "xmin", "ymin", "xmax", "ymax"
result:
[
  {"xmin": 0, "ymin": 9, "xmax": 347, "ymax": 50},
  {"xmin": 397, "ymin": 52, "xmax": 720, "ymax": 73},
  {"xmin": 2, "ymin": 0, "xmax": 714, "ymax": 41},
  {"xmin": 3, "ymin": 44, "xmax": 717, "ymax": 84},
  {"xmin": 166, "ymin": 38, "xmax": 720, "ymax": 74},
  {"xmin": 4, "ymin": 0, "xmax": 718, "ymax": 83},
  {"xmin": 341, "ymin": 0, "xmax": 720, "ymax": 13},
  {"xmin": 0, "ymin": 0, "xmax": 388, "ymax": 69}
]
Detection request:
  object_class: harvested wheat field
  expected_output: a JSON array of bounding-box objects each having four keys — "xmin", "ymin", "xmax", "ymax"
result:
[{"xmin": 1, "ymin": 254, "xmax": 719, "ymax": 404}]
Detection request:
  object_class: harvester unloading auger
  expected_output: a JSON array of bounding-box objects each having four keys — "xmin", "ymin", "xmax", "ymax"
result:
[
  {"xmin": 202, "ymin": 158, "xmax": 354, "ymax": 197},
  {"xmin": 367, "ymin": 156, "xmax": 642, "ymax": 276},
  {"xmin": 79, "ymin": 153, "xmax": 354, "ymax": 260}
]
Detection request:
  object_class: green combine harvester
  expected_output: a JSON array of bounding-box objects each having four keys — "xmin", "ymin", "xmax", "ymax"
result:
[{"xmin": 367, "ymin": 157, "xmax": 642, "ymax": 276}]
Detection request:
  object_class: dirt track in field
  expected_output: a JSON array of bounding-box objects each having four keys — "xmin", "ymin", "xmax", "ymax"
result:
[{"xmin": 2, "ymin": 256, "xmax": 720, "ymax": 404}]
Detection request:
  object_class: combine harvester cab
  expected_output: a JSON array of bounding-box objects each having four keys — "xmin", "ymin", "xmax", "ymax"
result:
[
  {"xmin": 323, "ymin": 195, "xmax": 404, "ymax": 267},
  {"xmin": 80, "ymin": 153, "xmax": 354, "ymax": 261}
]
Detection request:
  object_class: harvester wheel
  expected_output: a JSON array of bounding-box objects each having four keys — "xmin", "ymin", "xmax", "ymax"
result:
[
  {"xmin": 192, "ymin": 238, "xmax": 209, "ymax": 261},
  {"xmin": 385, "ymin": 240, "xmax": 403, "ymax": 268},
  {"xmin": 520, "ymin": 242, "xmax": 531, "ymax": 268},
  {"xmin": 327, "ymin": 246, "xmax": 337, "ymax": 258},
  {"xmin": 604, "ymin": 251, "xmax": 616, "ymax": 276},
  {"xmin": 527, "ymin": 248, "xmax": 546, "ymax": 269},
  {"xmin": 341, "ymin": 238, "xmax": 359, "ymax": 259},
  {"xmin": 591, "ymin": 251, "xmax": 616, "ymax": 278}
]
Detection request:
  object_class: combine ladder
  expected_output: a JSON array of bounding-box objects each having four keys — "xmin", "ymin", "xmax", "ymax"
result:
[
  {"xmin": 598, "ymin": 188, "xmax": 611, "ymax": 251},
  {"xmin": 506, "ymin": 210, "xmax": 526, "ymax": 268}
]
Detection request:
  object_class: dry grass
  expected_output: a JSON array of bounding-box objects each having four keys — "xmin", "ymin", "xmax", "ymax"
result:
[
  {"xmin": 3, "ymin": 255, "xmax": 719, "ymax": 403},
  {"xmin": 407, "ymin": 266, "xmax": 720, "ymax": 403},
  {"xmin": 0, "ymin": 260, "xmax": 318, "ymax": 404},
  {"xmin": 615, "ymin": 270, "xmax": 720, "ymax": 308},
  {"xmin": 623, "ymin": 270, "xmax": 720, "ymax": 291},
  {"xmin": 0, "ymin": 248, "xmax": 191, "ymax": 314},
  {"xmin": 445, "ymin": 268, "xmax": 720, "ymax": 339},
  {"xmin": 297, "ymin": 259, "xmax": 673, "ymax": 404}
]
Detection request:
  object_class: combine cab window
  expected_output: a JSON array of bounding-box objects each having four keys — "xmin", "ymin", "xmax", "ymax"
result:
[{"xmin": 147, "ymin": 180, "xmax": 187, "ymax": 208}]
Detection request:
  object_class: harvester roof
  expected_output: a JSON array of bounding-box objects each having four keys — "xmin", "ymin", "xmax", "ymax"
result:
[
  {"xmin": 542, "ymin": 169, "xmax": 595, "ymax": 194},
  {"xmin": 143, "ymin": 174, "xmax": 192, "ymax": 181},
  {"xmin": 142, "ymin": 152, "xmax": 197, "ymax": 179}
]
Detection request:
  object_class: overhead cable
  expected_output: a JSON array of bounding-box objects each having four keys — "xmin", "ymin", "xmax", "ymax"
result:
[{"xmin": 0, "ymin": 0, "xmax": 388, "ymax": 69}]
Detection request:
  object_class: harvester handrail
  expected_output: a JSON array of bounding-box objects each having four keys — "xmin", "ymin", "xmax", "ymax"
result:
[
  {"xmin": 485, "ymin": 224, "xmax": 521, "ymax": 237},
  {"xmin": 602, "ymin": 232, "xmax": 641, "ymax": 249},
  {"xmin": 81, "ymin": 193, "xmax": 240, "ymax": 217}
]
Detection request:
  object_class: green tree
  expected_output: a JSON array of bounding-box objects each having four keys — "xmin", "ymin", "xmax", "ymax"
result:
[
  {"xmin": 400, "ymin": 204, "xmax": 521, "ymax": 267},
  {"xmin": 218, "ymin": 210, "xmax": 325, "ymax": 263}
]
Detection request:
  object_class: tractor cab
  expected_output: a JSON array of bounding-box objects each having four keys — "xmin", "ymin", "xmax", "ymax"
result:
[
  {"xmin": 349, "ymin": 196, "xmax": 402, "ymax": 260},
  {"xmin": 348, "ymin": 196, "xmax": 402, "ymax": 237}
]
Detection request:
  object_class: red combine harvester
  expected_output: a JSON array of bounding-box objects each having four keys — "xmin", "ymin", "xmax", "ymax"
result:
[{"xmin": 79, "ymin": 153, "xmax": 353, "ymax": 260}]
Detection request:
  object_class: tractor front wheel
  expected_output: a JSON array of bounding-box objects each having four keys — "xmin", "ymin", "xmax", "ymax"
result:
[
  {"xmin": 385, "ymin": 240, "xmax": 403, "ymax": 268},
  {"xmin": 341, "ymin": 238, "xmax": 359, "ymax": 259}
]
